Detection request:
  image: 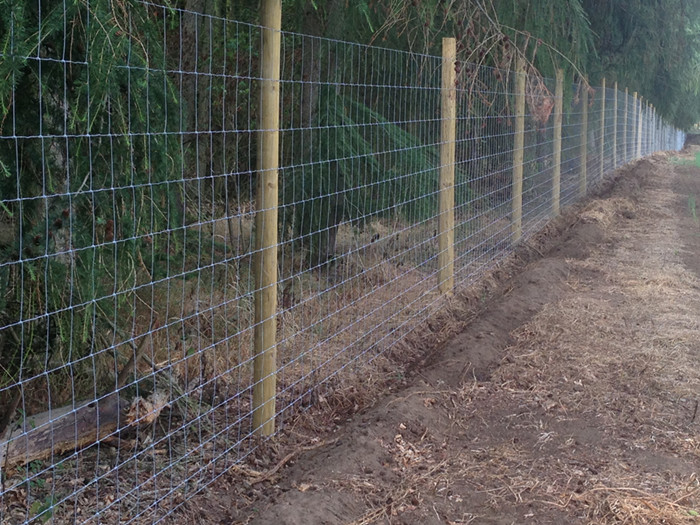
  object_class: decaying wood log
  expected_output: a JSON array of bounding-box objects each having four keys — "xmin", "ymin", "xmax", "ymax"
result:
[
  {"xmin": 0, "ymin": 394, "xmax": 125, "ymax": 471},
  {"xmin": 0, "ymin": 391, "xmax": 168, "ymax": 471}
]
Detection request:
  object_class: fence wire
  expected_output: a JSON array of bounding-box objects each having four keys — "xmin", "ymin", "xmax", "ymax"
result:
[{"xmin": 0, "ymin": 2, "xmax": 686, "ymax": 524}]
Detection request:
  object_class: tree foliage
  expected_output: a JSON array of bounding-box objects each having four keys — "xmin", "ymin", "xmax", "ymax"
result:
[
  {"xmin": 0, "ymin": 0, "xmax": 182, "ymax": 389},
  {"xmin": 288, "ymin": 0, "xmax": 700, "ymax": 128},
  {"xmin": 582, "ymin": 0, "xmax": 700, "ymax": 129}
]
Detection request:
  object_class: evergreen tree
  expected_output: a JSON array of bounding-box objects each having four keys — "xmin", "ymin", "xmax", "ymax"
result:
[{"xmin": 581, "ymin": 0, "xmax": 700, "ymax": 128}]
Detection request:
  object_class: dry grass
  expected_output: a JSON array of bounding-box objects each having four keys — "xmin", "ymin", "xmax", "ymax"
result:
[
  {"xmin": 493, "ymin": 175, "xmax": 700, "ymax": 411},
  {"xmin": 571, "ymin": 482, "xmax": 700, "ymax": 524},
  {"xmin": 483, "ymin": 157, "xmax": 700, "ymax": 523}
]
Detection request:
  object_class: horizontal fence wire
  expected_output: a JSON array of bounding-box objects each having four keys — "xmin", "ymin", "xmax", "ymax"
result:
[{"xmin": 0, "ymin": 2, "xmax": 686, "ymax": 524}]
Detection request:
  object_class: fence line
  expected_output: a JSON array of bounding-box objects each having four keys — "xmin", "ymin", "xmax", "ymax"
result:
[{"xmin": 0, "ymin": 1, "xmax": 685, "ymax": 523}]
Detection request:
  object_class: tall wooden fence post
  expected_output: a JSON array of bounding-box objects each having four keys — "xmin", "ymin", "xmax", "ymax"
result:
[
  {"xmin": 512, "ymin": 56, "xmax": 526, "ymax": 241},
  {"xmin": 438, "ymin": 37, "xmax": 456, "ymax": 294},
  {"xmin": 637, "ymin": 97, "xmax": 644, "ymax": 159},
  {"xmin": 253, "ymin": 0, "xmax": 281, "ymax": 436},
  {"xmin": 631, "ymin": 92, "xmax": 638, "ymax": 160},
  {"xmin": 646, "ymin": 104, "xmax": 650, "ymax": 153},
  {"xmin": 649, "ymin": 104, "xmax": 652, "ymax": 152},
  {"xmin": 647, "ymin": 104, "xmax": 652, "ymax": 153},
  {"xmin": 649, "ymin": 105, "xmax": 652, "ymax": 152},
  {"xmin": 624, "ymin": 88, "xmax": 629, "ymax": 163},
  {"xmin": 648, "ymin": 104, "xmax": 652, "ymax": 153},
  {"xmin": 599, "ymin": 78, "xmax": 606, "ymax": 180},
  {"xmin": 552, "ymin": 69, "xmax": 564, "ymax": 216},
  {"xmin": 613, "ymin": 82, "xmax": 618, "ymax": 168},
  {"xmin": 640, "ymin": 101, "xmax": 645, "ymax": 155},
  {"xmin": 579, "ymin": 82, "xmax": 588, "ymax": 197}
]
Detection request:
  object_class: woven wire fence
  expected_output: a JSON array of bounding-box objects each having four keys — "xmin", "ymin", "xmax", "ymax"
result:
[{"xmin": 0, "ymin": 2, "xmax": 686, "ymax": 524}]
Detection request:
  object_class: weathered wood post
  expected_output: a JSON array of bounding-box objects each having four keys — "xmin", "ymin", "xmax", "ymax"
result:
[
  {"xmin": 599, "ymin": 78, "xmax": 606, "ymax": 180},
  {"xmin": 438, "ymin": 37, "xmax": 456, "ymax": 294},
  {"xmin": 613, "ymin": 82, "xmax": 618, "ymax": 168},
  {"xmin": 253, "ymin": 0, "xmax": 281, "ymax": 436},
  {"xmin": 512, "ymin": 56, "xmax": 526, "ymax": 241},
  {"xmin": 552, "ymin": 69, "xmax": 564, "ymax": 216},
  {"xmin": 579, "ymin": 82, "xmax": 588, "ymax": 197}
]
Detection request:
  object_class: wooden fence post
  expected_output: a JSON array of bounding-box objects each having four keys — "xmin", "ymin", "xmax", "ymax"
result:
[
  {"xmin": 649, "ymin": 104, "xmax": 652, "ymax": 153},
  {"xmin": 631, "ymin": 92, "xmax": 638, "ymax": 160},
  {"xmin": 512, "ymin": 56, "xmax": 526, "ymax": 241},
  {"xmin": 613, "ymin": 82, "xmax": 618, "ymax": 168},
  {"xmin": 624, "ymin": 88, "xmax": 629, "ymax": 163},
  {"xmin": 640, "ymin": 101, "xmax": 645, "ymax": 155},
  {"xmin": 637, "ymin": 97, "xmax": 644, "ymax": 159},
  {"xmin": 552, "ymin": 69, "xmax": 564, "ymax": 216},
  {"xmin": 579, "ymin": 82, "xmax": 588, "ymax": 197},
  {"xmin": 599, "ymin": 78, "xmax": 606, "ymax": 180},
  {"xmin": 646, "ymin": 104, "xmax": 650, "ymax": 153},
  {"xmin": 647, "ymin": 104, "xmax": 654, "ymax": 153},
  {"xmin": 253, "ymin": 0, "xmax": 281, "ymax": 436},
  {"xmin": 438, "ymin": 37, "xmax": 456, "ymax": 294},
  {"xmin": 648, "ymin": 104, "xmax": 652, "ymax": 153}
]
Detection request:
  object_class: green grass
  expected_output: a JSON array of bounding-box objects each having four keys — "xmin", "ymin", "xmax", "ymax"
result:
[
  {"xmin": 671, "ymin": 156, "xmax": 690, "ymax": 165},
  {"xmin": 671, "ymin": 151, "xmax": 700, "ymax": 167}
]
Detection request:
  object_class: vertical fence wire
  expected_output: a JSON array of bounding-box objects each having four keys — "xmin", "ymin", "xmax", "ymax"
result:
[{"xmin": 0, "ymin": 2, "xmax": 685, "ymax": 524}]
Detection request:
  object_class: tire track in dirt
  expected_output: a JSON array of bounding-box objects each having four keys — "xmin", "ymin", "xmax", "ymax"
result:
[{"xmin": 193, "ymin": 151, "xmax": 700, "ymax": 524}]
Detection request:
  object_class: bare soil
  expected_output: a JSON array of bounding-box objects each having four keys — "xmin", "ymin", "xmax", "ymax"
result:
[{"xmin": 184, "ymin": 149, "xmax": 700, "ymax": 524}]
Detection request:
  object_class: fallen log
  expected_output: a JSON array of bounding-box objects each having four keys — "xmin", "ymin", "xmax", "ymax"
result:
[{"xmin": 0, "ymin": 391, "xmax": 168, "ymax": 471}]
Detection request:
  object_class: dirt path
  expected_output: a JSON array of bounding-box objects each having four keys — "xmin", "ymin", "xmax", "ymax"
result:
[{"xmin": 204, "ymin": 150, "xmax": 700, "ymax": 524}]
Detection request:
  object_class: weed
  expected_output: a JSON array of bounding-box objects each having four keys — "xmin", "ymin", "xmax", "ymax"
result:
[{"xmin": 29, "ymin": 495, "xmax": 54, "ymax": 523}]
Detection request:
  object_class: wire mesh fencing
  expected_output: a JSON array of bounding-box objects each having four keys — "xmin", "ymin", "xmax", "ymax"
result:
[{"xmin": 0, "ymin": 2, "xmax": 686, "ymax": 524}]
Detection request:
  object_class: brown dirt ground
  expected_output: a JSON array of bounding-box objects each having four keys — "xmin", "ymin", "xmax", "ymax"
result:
[{"xmin": 181, "ymin": 149, "xmax": 700, "ymax": 525}]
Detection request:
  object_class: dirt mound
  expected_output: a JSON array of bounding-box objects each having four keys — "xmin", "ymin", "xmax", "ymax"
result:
[{"xmin": 425, "ymin": 257, "xmax": 570, "ymax": 386}]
